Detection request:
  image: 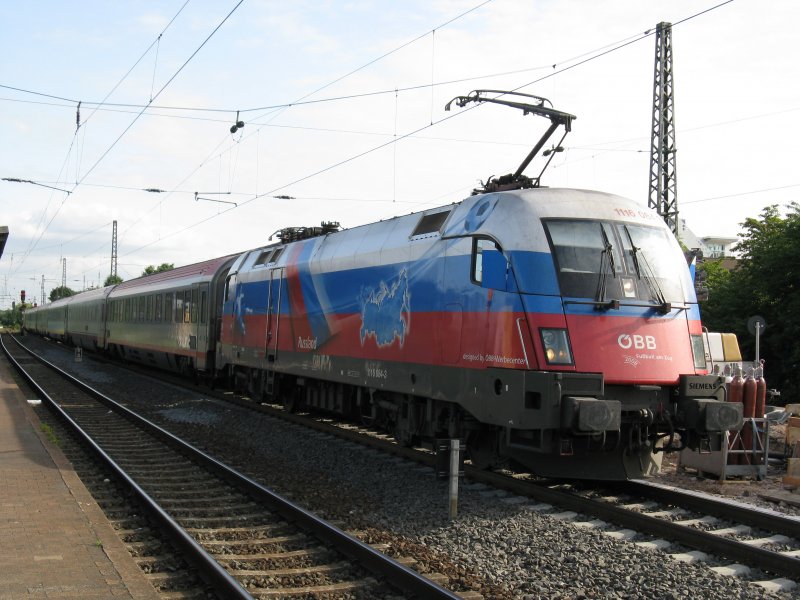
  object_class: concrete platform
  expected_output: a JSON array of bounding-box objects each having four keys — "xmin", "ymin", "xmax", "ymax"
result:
[{"xmin": 0, "ymin": 356, "xmax": 159, "ymax": 599}]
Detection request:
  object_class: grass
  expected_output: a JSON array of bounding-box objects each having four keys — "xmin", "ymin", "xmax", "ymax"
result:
[{"xmin": 39, "ymin": 423, "xmax": 60, "ymax": 446}]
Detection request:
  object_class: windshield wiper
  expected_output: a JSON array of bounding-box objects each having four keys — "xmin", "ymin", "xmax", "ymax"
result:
[
  {"xmin": 594, "ymin": 227, "xmax": 619, "ymax": 310},
  {"xmin": 623, "ymin": 225, "xmax": 671, "ymax": 314}
]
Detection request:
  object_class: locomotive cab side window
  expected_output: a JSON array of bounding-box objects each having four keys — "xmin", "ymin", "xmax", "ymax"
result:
[{"xmin": 472, "ymin": 238, "xmax": 509, "ymax": 290}]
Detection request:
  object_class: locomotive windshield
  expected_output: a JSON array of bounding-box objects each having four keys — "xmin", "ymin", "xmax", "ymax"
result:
[{"xmin": 544, "ymin": 219, "xmax": 688, "ymax": 303}]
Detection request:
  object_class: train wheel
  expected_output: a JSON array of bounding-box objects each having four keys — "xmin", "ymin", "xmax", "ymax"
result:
[
  {"xmin": 467, "ymin": 429, "xmax": 503, "ymax": 470},
  {"xmin": 283, "ymin": 385, "xmax": 302, "ymax": 413},
  {"xmin": 247, "ymin": 369, "xmax": 263, "ymax": 400},
  {"xmin": 392, "ymin": 421, "xmax": 415, "ymax": 447}
]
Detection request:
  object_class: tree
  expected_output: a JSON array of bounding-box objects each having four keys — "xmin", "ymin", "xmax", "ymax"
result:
[
  {"xmin": 0, "ymin": 303, "xmax": 26, "ymax": 329},
  {"xmin": 104, "ymin": 274, "xmax": 123, "ymax": 286},
  {"xmin": 49, "ymin": 286, "xmax": 76, "ymax": 302},
  {"xmin": 142, "ymin": 263, "xmax": 174, "ymax": 277},
  {"xmin": 700, "ymin": 203, "xmax": 800, "ymax": 400}
]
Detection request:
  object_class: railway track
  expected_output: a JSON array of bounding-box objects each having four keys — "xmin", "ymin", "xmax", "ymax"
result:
[
  {"xmin": 216, "ymin": 384, "xmax": 800, "ymax": 592},
  {"xmin": 1, "ymin": 334, "xmax": 463, "ymax": 599},
  {"xmin": 11, "ymin": 333, "xmax": 800, "ymax": 597}
]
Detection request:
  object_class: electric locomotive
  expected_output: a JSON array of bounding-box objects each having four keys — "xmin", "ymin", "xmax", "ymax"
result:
[
  {"xmin": 216, "ymin": 186, "xmax": 740, "ymax": 479},
  {"xmin": 215, "ymin": 91, "xmax": 741, "ymax": 479}
]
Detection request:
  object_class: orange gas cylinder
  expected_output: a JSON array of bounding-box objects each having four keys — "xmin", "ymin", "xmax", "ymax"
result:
[
  {"xmin": 726, "ymin": 370, "xmax": 745, "ymax": 465},
  {"xmin": 741, "ymin": 372, "xmax": 757, "ymax": 465},
  {"xmin": 755, "ymin": 374, "xmax": 767, "ymax": 419},
  {"xmin": 742, "ymin": 373, "xmax": 756, "ymax": 418},
  {"xmin": 728, "ymin": 370, "xmax": 744, "ymax": 404}
]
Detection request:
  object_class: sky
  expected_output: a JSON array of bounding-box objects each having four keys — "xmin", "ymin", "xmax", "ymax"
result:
[{"xmin": 1, "ymin": 0, "xmax": 798, "ymax": 308}]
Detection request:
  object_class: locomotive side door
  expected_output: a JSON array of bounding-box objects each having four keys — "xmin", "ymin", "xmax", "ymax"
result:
[{"xmin": 264, "ymin": 267, "xmax": 284, "ymax": 395}]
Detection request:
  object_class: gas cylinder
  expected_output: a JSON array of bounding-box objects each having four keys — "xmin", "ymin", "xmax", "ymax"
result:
[
  {"xmin": 728, "ymin": 368, "xmax": 744, "ymax": 405},
  {"xmin": 726, "ymin": 368, "xmax": 745, "ymax": 465},
  {"xmin": 755, "ymin": 369, "xmax": 767, "ymax": 419},
  {"xmin": 741, "ymin": 371, "xmax": 757, "ymax": 465},
  {"xmin": 742, "ymin": 371, "xmax": 756, "ymax": 419}
]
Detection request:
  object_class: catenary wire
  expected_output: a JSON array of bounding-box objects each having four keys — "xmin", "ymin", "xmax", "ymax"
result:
[{"xmin": 6, "ymin": 0, "xmax": 740, "ymax": 295}]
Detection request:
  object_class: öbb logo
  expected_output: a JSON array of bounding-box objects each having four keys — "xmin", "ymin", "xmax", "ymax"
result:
[{"xmin": 617, "ymin": 334, "xmax": 656, "ymax": 350}]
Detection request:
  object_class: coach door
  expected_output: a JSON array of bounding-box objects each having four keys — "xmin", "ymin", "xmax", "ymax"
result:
[
  {"xmin": 264, "ymin": 267, "xmax": 284, "ymax": 395},
  {"xmin": 194, "ymin": 283, "xmax": 210, "ymax": 370}
]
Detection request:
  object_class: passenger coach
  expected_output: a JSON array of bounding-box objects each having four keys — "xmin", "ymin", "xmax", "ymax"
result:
[{"xmin": 105, "ymin": 255, "xmax": 236, "ymax": 374}]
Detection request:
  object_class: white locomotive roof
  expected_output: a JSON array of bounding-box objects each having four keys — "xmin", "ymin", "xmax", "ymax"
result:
[
  {"xmin": 441, "ymin": 188, "xmax": 670, "ymax": 253},
  {"xmin": 295, "ymin": 188, "xmax": 669, "ymax": 274}
]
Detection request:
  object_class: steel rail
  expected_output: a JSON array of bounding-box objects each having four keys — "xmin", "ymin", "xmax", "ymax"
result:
[
  {"xmin": 615, "ymin": 479, "xmax": 800, "ymax": 539},
  {"xmin": 474, "ymin": 469, "xmax": 800, "ymax": 579},
  {"xmin": 2, "ymin": 334, "xmax": 253, "ymax": 599},
  {"xmin": 4, "ymin": 335, "xmax": 460, "ymax": 600}
]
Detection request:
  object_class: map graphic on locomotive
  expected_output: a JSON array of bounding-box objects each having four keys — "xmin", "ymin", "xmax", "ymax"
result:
[
  {"xmin": 359, "ymin": 269, "xmax": 411, "ymax": 348},
  {"xmin": 22, "ymin": 91, "xmax": 743, "ymax": 480}
]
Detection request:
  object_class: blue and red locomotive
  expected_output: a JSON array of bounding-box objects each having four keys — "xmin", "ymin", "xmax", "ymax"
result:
[
  {"xmin": 23, "ymin": 92, "xmax": 741, "ymax": 479},
  {"xmin": 212, "ymin": 187, "xmax": 740, "ymax": 479}
]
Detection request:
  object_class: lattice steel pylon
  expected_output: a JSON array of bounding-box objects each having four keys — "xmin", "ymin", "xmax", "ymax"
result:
[
  {"xmin": 110, "ymin": 220, "xmax": 118, "ymax": 279},
  {"xmin": 62, "ymin": 258, "xmax": 66, "ymax": 288},
  {"xmin": 648, "ymin": 21, "xmax": 679, "ymax": 235}
]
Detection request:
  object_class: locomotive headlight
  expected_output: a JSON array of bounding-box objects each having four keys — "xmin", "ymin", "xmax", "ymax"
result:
[
  {"xmin": 690, "ymin": 334, "xmax": 707, "ymax": 370},
  {"xmin": 540, "ymin": 328, "xmax": 574, "ymax": 365}
]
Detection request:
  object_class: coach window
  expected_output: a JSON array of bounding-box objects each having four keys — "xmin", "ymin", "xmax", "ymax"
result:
[
  {"xmin": 155, "ymin": 294, "xmax": 162, "ymax": 322},
  {"xmin": 146, "ymin": 295, "xmax": 153, "ymax": 321},
  {"xmin": 165, "ymin": 293, "xmax": 173, "ymax": 322},
  {"xmin": 184, "ymin": 290, "xmax": 191, "ymax": 323},
  {"xmin": 190, "ymin": 289, "xmax": 197, "ymax": 323},
  {"xmin": 200, "ymin": 290, "xmax": 207, "ymax": 324},
  {"xmin": 138, "ymin": 296, "xmax": 146, "ymax": 322},
  {"xmin": 174, "ymin": 293, "xmax": 183, "ymax": 323}
]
